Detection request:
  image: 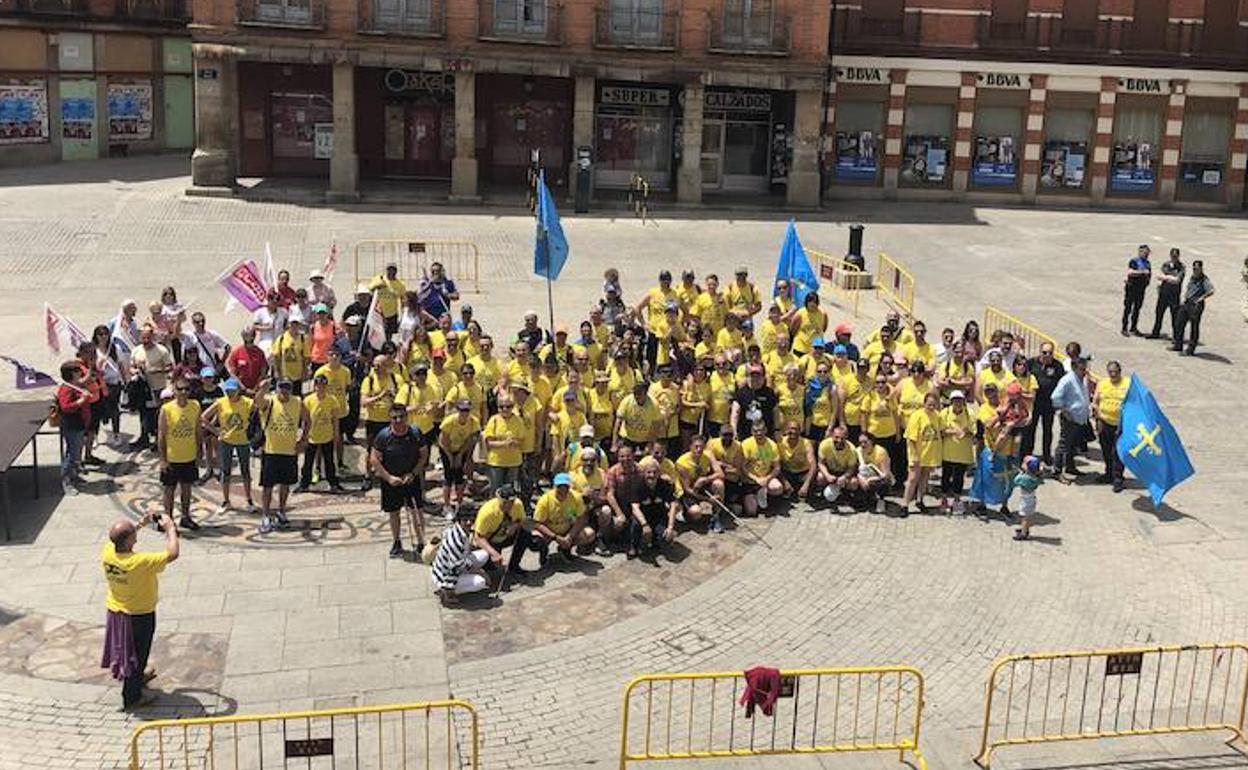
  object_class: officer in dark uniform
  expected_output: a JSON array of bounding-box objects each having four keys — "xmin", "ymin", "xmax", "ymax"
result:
[
  {"xmin": 1121, "ymin": 244, "xmax": 1151, "ymax": 336},
  {"xmin": 1147, "ymin": 247, "xmax": 1185, "ymax": 340}
]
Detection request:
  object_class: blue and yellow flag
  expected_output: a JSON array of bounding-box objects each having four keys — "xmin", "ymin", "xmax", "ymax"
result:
[
  {"xmin": 1114, "ymin": 375, "xmax": 1194, "ymax": 506},
  {"xmin": 534, "ymin": 171, "xmax": 569, "ymax": 281},
  {"xmin": 773, "ymin": 219, "xmax": 818, "ymax": 307},
  {"xmin": 969, "ymin": 447, "xmax": 1012, "ymax": 507}
]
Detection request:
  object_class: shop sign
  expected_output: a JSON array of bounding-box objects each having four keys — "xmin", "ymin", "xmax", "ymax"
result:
[
  {"xmin": 197, "ymin": 67, "xmax": 218, "ymax": 80},
  {"xmin": 976, "ymin": 72, "xmax": 1030, "ymax": 90},
  {"xmin": 1117, "ymin": 78, "xmax": 1166, "ymax": 94},
  {"xmin": 600, "ymin": 86, "xmax": 670, "ymax": 107},
  {"xmin": 704, "ymin": 90, "xmax": 771, "ymax": 112},
  {"xmin": 835, "ymin": 67, "xmax": 889, "ymax": 84},
  {"xmin": 384, "ymin": 69, "xmax": 453, "ymax": 95}
]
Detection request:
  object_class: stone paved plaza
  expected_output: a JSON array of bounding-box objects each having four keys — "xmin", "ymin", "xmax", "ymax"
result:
[{"xmin": 0, "ymin": 156, "xmax": 1246, "ymax": 770}]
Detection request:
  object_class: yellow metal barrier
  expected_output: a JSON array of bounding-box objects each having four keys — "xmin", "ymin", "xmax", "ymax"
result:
[
  {"xmin": 129, "ymin": 700, "xmax": 479, "ymax": 770},
  {"xmin": 875, "ymin": 252, "xmax": 915, "ymax": 319},
  {"xmin": 975, "ymin": 643, "xmax": 1248, "ymax": 768},
  {"xmin": 619, "ymin": 667, "xmax": 927, "ymax": 769},
  {"xmin": 983, "ymin": 306, "xmax": 1066, "ymax": 360},
  {"xmin": 354, "ymin": 240, "xmax": 481, "ymax": 293},
  {"xmin": 808, "ymin": 249, "xmax": 865, "ymax": 318}
]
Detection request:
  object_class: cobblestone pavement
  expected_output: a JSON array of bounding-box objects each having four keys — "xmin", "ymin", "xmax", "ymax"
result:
[{"xmin": 0, "ymin": 157, "xmax": 1247, "ymax": 770}]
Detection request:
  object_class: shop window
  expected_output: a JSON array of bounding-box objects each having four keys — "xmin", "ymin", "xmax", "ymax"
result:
[
  {"xmin": 1040, "ymin": 108, "xmax": 1092, "ymax": 191},
  {"xmin": 900, "ymin": 103, "xmax": 952, "ymax": 187},
  {"xmin": 971, "ymin": 106, "xmax": 1021, "ymax": 188},
  {"xmin": 833, "ymin": 100, "xmax": 883, "ymax": 183},
  {"xmin": 595, "ymin": 112, "xmax": 673, "ymax": 184},
  {"xmin": 723, "ymin": 121, "xmax": 769, "ymax": 176},
  {"xmin": 1110, "ymin": 107, "xmax": 1161, "ymax": 195},
  {"xmin": 1178, "ymin": 111, "xmax": 1232, "ymax": 203},
  {"xmin": 270, "ymin": 92, "xmax": 332, "ymax": 159}
]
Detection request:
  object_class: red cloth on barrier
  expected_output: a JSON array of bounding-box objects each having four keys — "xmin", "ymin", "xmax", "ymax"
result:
[{"xmin": 738, "ymin": 666, "xmax": 781, "ymax": 717}]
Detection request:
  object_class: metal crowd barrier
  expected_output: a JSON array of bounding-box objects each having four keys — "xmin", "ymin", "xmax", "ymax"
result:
[
  {"xmin": 353, "ymin": 240, "xmax": 481, "ymax": 293},
  {"xmin": 874, "ymin": 252, "xmax": 915, "ymax": 319},
  {"xmin": 129, "ymin": 700, "xmax": 479, "ymax": 770},
  {"xmin": 975, "ymin": 643, "xmax": 1248, "ymax": 768},
  {"xmin": 619, "ymin": 667, "xmax": 927, "ymax": 768},
  {"xmin": 808, "ymin": 248, "xmax": 866, "ymax": 318},
  {"xmin": 982, "ymin": 305, "xmax": 1065, "ymax": 359}
]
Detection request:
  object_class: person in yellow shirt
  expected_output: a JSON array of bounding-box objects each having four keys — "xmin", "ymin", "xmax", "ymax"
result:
[
  {"xmin": 482, "ymin": 395, "xmax": 525, "ymax": 494},
  {"xmin": 614, "ymin": 381, "xmax": 662, "ymax": 453},
  {"xmin": 429, "ymin": 347, "xmax": 458, "ymax": 396},
  {"xmin": 587, "ymin": 372, "xmax": 616, "ymax": 442},
  {"xmin": 857, "ymin": 431, "xmax": 893, "ymax": 513},
  {"xmin": 866, "ymin": 311, "xmax": 915, "ymax": 347},
  {"xmin": 571, "ymin": 321, "xmax": 605, "ymax": 370},
  {"xmin": 726, "ymin": 266, "xmax": 762, "ymax": 320},
  {"xmin": 569, "ymin": 446, "xmax": 611, "ymax": 554},
  {"xmin": 763, "ymin": 335, "xmax": 799, "ymax": 383},
  {"xmin": 976, "ymin": 348, "xmax": 1015, "ymax": 401},
  {"xmin": 398, "ymin": 362, "xmax": 444, "ymax": 441},
  {"xmin": 706, "ymin": 356, "xmax": 736, "ymax": 437},
  {"xmin": 773, "ymin": 279, "xmax": 796, "ymax": 316},
  {"xmin": 674, "ymin": 269, "xmax": 701, "ymax": 313},
  {"xmin": 807, "ymin": 361, "xmax": 841, "ymax": 442},
  {"xmin": 438, "ymin": 399, "xmax": 480, "ymax": 513},
  {"xmin": 504, "ymin": 340, "xmax": 535, "ymax": 386},
  {"xmin": 1093, "ymin": 359, "xmax": 1130, "ymax": 492},
  {"xmin": 201, "ymin": 378, "xmax": 256, "ymax": 514},
  {"xmin": 472, "ymin": 484, "xmax": 531, "ymax": 589},
  {"xmin": 537, "ymin": 326, "xmax": 572, "ymax": 370},
  {"xmin": 708, "ymin": 423, "xmax": 746, "ymax": 506},
  {"xmin": 257, "ymin": 378, "xmax": 310, "ymax": 533},
  {"xmin": 860, "ymin": 372, "xmax": 902, "ymax": 490},
  {"xmin": 466, "ymin": 335, "xmax": 503, "ymax": 394},
  {"xmin": 1010, "ymin": 354, "xmax": 1038, "ymax": 415},
  {"xmin": 444, "ymin": 362, "xmax": 486, "ymax": 427},
  {"xmin": 648, "ymin": 365, "xmax": 681, "ymax": 455},
  {"xmin": 297, "ymin": 374, "xmax": 343, "ymax": 492},
  {"xmin": 788, "ymin": 292, "xmax": 828, "ymax": 356},
  {"xmin": 775, "ymin": 365, "xmax": 806, "ymax": 432},
  {"xmin": 607, "ymin": 348, "xmax": 639, "ymax": 396},
  {"xmin": 508, "ymin": 380, "xmax": 544, "ymax": 492},
  {"xmin": 549, "ymin": 390, "xmax": 588, "ymax": 471},
  {"xmin": 861, "ymin": 325, "xmax": 900, "ymax": 369},
  {"xmin": 158, "ymin": 380, "xmax": 202, "ymax": 530},
  {"xmin": 977, "ymin": 382, "xmax": 1024, "ymax": 460},
  {"xmin": 816, "ymin": 425, "xmax": 859, "ymax": 506},
  {"xmin": 531, "ymin": 475, "xmax": 595, "ymax": 564},
  {"xmin": 797, "ymin": 337, "xmax": 832, "ymax": 382},
  {"xmin": 675, "ymin": 434, "xmax": 723, "ymax": 531},
  {"xmin": 312, "ymin": 347, "xmax": 352, "ymax": 472},
  {"xmin": 895, "ymin": 361, "xmax": 936, "ymax": 433},
  {"xmin": 825, "ymin": 343, "xmax": 855, "ymax": 385},
  {"xmin": 678, "ymin": 364, "xmax": 711, "ymax": 446},
  {"xmin": 740, "ymin": 419, "xmax": 782, "ymax": 516},
  {"xmin": 902, "ymin": 391, "xmax": 943, "ymax": 516},
  {"xmin": 269, "ymin": 319, "xmax": 312, "ymax": 395},
  {"xmin": 635, "ymin": 270, "xmax": 678, "ymax": 331},
  {"xmin": 901, "ymin": 321, "xmax": 936, "ymax": 371},
  {"xmin": 839, "ymin": 358, "xmax": 872, "ymax": 443},
  {"xmin": 756, "ymin": 303, "xmax": 785, "ymax": 356},
  {"xmin": 691, "ymin": 274, "xmax": 728, "ymax": 338},
  {"xmin": 101, "ymin": 511, "xmax": 179, "ymax": 710},
  {"xmin": 367, "ymin": 263, "xmax": 405, "ymax": 338},
  {"xmin": 939, "ymin": 390, "xmax": 975, "ymax": 513},
  {"xmin": 360, "ymin": 354, "xmax": 403, "ymax": 490},
  {"xmin": 588, "ymin": 306, "xmax": 611, "ymax": 349},
  {"xmin": 441, "ymin": 332, "xmax": 466, "ymax": 375},
  {"xmin": 715, "ymin": 312, "xmax": 748, "ymax": 362},
  {"xmin": 777, "ymin": 420, "xmax": 816, "ymax": 499}
]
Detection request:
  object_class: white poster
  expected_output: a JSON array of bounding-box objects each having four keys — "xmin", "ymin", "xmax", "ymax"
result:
[
  {"xmin": 314, "ymin": 123, "xmax": 334, "ymax": 159},
  {"xmin": 0, "ymin": 82, "xmax": 50, "ymax": 145},
  {"xmin": 107, "ymin": 81, "xmax": 153, "ymax": 141}
]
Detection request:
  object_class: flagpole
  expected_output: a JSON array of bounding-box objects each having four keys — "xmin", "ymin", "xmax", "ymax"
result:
[{"xmin": 545, "ymin": 272, "xmax": 555, "ymax": 341}]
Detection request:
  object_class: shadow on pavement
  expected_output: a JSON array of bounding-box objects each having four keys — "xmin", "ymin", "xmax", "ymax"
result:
[
  {"xmin": 1130, "ymin": 495, "xmax": 1193, "ymax": 522},
  {"xmin": 133, "ymin": 688, "xmax": 239, "ymax": 721}
]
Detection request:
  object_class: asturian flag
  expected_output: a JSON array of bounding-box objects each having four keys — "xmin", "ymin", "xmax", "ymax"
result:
[
  {"xmin": 773, "ymin": 219, "xmax": 819, "ymax": 307},
  {"xmin": 1115, "ymin": 375, "xmax": 1194, "ymax": 506}
]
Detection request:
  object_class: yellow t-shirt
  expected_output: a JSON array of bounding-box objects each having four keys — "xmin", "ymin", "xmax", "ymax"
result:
[
  {"xmin": 778, "ymin": 436, "xmax": 812, "ymax": 473},
  {"xmin": 214, "ymin": 394, "xmax": 253, "ymax": 446},
  {"xmin": 570, "ymin": 465, "xmax": 606, "ymax": 498},
  {"xmin": 940, "ymin": 406, "xmax": 975, "ymax": 465},
  {"xmin": 809, "ymin": 380, "xmax": 837, "ymax": 428},
  {"xmin": 763, "ymin": 350, "xmax": 799, "ymax": 382},
  {"xmin": 607, "ymin": 364, "xmax": 638, "ymax": 396},
  {"xmin": 550, "ymin": 408, "xmax": 587, "ymax": 448},
  {"xmin": 271, "ymin": 331, "xmax": 310, "ymax": 381},
  {"xmin": 675, "ymin": 450, "xmax": 712, "ymax": 487},
  {"xmin": 861, "ymin": 339, "xmax": 898, "ymax": 368},
  {"xmin": 590, "ymin": 320, "xmax": 611, "ymax": 348},
  {"xmin": 678, "ymin": 378, "xmax": 711, "ymax": 425},
  {"xmin": 901, "ymin": 341, "xmax": 937, "ymax": 370},
  {"xmin": 741, "ymin": 435, "xmax": 779, "ymax": 478},
  {"xmin": 840, "ymin": 376, "xmax": 868, "ymax": 426},
  {"xmin": 443, "ymin": 379, "xmax": 486, "ymax": 426},
  {"xmin": 708, "ymin": 371, "xmax": 736, "ymax": 424},
  {"xmin": 643, "ymin": 286, "xmax": 678, "ymax": 329},
  {"xmin": 483, "ymin": 412, "xmax": 525, "ymax": 467},
  {"xmin": 398, "ymin": 379, "xmax": 443, "ymax": 435},
  {"xmin": 303, "ymin": 392, "xmax": 340, "ymax": 445},
  {"xmin": 817, "ymin": 438, "xmax": 858, "ymax": 474},
  {"xmin": 708, "ymin": 437, "xmax": 743, "ymax": 478},
  {"xmin": 534, "ymin": 489, "xmax": 585, "ymax": 536},
  {"xmin": 439, "ymin": 413, "xmax": 480, "ymax": 453},
  {"xmin": 571, "ymin": 339, "xmax": 604, "ymax": 369},
  {"xmin": 263, "ymin": 396, "xmax": 302, "ymax": 456},
  {"xmin": 514, "ymin": 396, "xmax": 543, "ymax": 454},
  {"xmin": 978, "ymin": 366, "xmax": 1016, "ymax": 396},
  {"xmin": 905, "ymin": 409, "xmax": 944, "ymax": 468},
  {"xmin": 361, "ymin": 368, "xmax": 402, "ymax": 423},
  {"xmin": 648, "ymin": 380, "xmax": 680, "ymax": 438},
  {"xmin": 1097, "ymin": 376, "xmax": 1130, "ymax": 426},
  {"xmin": 757, "ymin": 317, "xmax": 784, "ymax": 355},
  {"xmin": 430, "ymin": 366, "xmax": 458, "ymax": 397},
  {"xmin": 897, "ymin": 377, "xmax": 935, "ymax": 426},
  {"xmin": 587, "ymin": 387, "xmax": 616, "ymax": 439},
  {"xmin": 312, "ymin": 363, "xmax": 352, "ymax": 418},
  {"xmin": 726, "ymin": 280, "xmax": 760, "ymax": 315},
  {"xmin": 862, "ymin": 390, "xmax": 898, "ymax": 438},
  {"xmin": 473, "ymin": 497, "xmax": 524, "ymax": 545},
  {"xmin": 716, "ymin": 327, "xmax": 746, "ymax": 355},
  {"xmin": 368, "ymin": 275, "xmax": 406, "ymax": 318},
  {"xmin": 466, "ymin": 355, "xmax": 503, "ymax": 392},
  {"xmin": 101, "ymin": 541, "xmax": 168, "ymax": 615},
  {"xmin": 160, "ymin": 399, "xmax": 200, "ymax": 463},
  {"xmin": 792, "ymin": 307, "xmax": 826, "ymax": 354},
  {"xmin": 978, "ymin": 401, "xmax": 1015, "ymax": 456},
  {"xmin": 404, "ymin": 338, "xmax": 432, "ymax": 369},
  {"xmin": 616, "ymin": 395, "xmax": 662, "ymax": 443},
  {"xmin": 775, "ymin": 379, "xmax": 805, "ymax": 429}
]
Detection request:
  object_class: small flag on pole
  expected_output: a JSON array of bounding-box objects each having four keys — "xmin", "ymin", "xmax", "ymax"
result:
[
  {"xmin": 108, "ymin": 305, "xmax": 138, "ymax": 356},
  {"xmin": 323, "ymin": 239, "xmax": 340, "ymax": 281},
  {"xmin": 533, "ymin": 171, "xmax": 569, "ymax": 281},
  {"xmin": 360, "ymin": 290, "xmax": 386, "ymax": 353},
  {"xmin": 264, "ymin": 241, "xmax": 278, "ymax": 290},
  {"xmin": 0, "ymin": 355, "xmax": 56, "ymax": 389},
  {"xmin": 44, "ymin": 304, "xmax": 87, "ymax": 356}
]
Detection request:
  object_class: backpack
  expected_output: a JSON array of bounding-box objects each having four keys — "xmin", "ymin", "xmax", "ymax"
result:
[{"xmin": 247, "ymin": 402, "xmax": 271, "ymax": 451}]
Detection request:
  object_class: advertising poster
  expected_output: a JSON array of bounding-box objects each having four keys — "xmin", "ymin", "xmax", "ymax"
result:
[
  {"xmin": 971, "ymin": 134, "xmax": 1017, "ymax": 186},
  {"xmin": 835, "ymin": 130, "xmax": 878, "ymax": 181},
  {"xmin": 0, "ymin": 83, "xmax": 50, "ymax": 145},
  {"xmin": 107, "ymin": 82, "xmax": 153, "ymax": 141},
  {"xmin": 1110, "ymin": 140, "xmax": 1155, "ymax": 192},
  {"xmin": 1040, "ymin": 141, "xmax": 1088, "ymax": 190},
  {"xmin": 313, "ymin": 123, "xmax": 334, "ymax": 159},
  {"xmin": 901, "ymin": 135, "xmax": 949, "ymax": 185}
]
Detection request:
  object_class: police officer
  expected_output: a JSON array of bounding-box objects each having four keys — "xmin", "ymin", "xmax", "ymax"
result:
[
  {"xmin": 1147, "ymin": 247, "xmax": 1185, "ymax": 340},
  {"xmin": 1121, "ymin": 244, "xmax": 1152, "ymax": 336},
  {"xmin": 1172, "ymin": 260, "xmax": 1215, "ymax": 356}
]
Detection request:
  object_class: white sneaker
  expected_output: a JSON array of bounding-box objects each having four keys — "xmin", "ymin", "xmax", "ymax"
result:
[
  {"xmin": 216, "ymin": 502, "xmax": 231, "ymax": 514},
  {"xmin": 244, "ymin": 502, "xmax": 259, "ymax": 514},
  {"xmin": 755, "ymin": 488, "xmax": 768, "ymax": 509},
  {"xmin": 823, "ymin": 485, "xmax": 841, "ymax": 504},
  {"xmin": 61, "ymin": 479, "xmax": 79, "ymax": 497},
  {"xmin": 875, "ymin": 498, "xmax": 886, "ymax": 514}
]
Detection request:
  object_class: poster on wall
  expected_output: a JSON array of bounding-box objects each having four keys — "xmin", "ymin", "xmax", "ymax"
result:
[
  {"xmin": 0, "ymin": 83, "xmax": 49, "ymax": 145},
  {"xmin": 835, "ymin": 130, "xmax": 878, "ymax": 181},
  {"xmin": 901, "ymin": 135, "xmax": 948, "ymax": 184},
  {"xmin": 62, "ymin": 95, "xmax": 94, "ymax": 141},
  {"xmin": 1040, "ymin": 142, "xmax": 1088, "ymax": 189},
  {"xmin": 971, "ymin": 134, "xmax": 1017, "ymax": 186},
  {"xmin": 770, "ymin": 124, "xmax": 790, "ymax": 185},
  {"xmin": 1109, "ymin": 139, "xmax": 1155, "ymax": 192},
  {"xmin": 313, "ymin": 123, "xmax": 334, "ymax": 159},
  {"xmin": 107, "ymin": 82, "xmax": 153, "ymax": 141},
  {"xmin": 1180, "ymin": 161, "xmax": 1223, "ymax": 187}
]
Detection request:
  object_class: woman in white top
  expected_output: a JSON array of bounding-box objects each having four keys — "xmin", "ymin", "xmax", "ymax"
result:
[{"xmin": 92, "ymin": 324, "xmax": 128, "ymax": 442}]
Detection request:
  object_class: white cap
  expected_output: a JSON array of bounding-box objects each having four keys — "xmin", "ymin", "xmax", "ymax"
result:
[
  {"xmin": 344, "ymin": 314, "xmax": 363, "ymax": 326},
  {"xmin": 355, "ymin": 283, "xmax": 370, "ymax": 294},
  {"xmin": 950, "ymin": 390, "xmax": 966, "ymax": 400},
  {"xmin": 159, "ymin": 387, "xmax": 174, "ymax": 400},
  {"xmin": 309, "ymin": 269, "xmax": 325, "ymax": 280},
  {"xmin": 578, "ymin": 424, "xmax": 595, "ymax": 437}
]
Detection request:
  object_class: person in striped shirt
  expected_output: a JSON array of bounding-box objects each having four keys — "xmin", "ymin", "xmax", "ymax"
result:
[{"xmin": 430, "ymin": 506, "xmax": 490, "ymax": 606}]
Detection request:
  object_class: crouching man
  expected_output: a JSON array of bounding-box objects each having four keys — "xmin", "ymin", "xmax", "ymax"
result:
[
  {"xmin": 531, "ymin": 473, "xmax": 596, "ymax": 566},
  {"xmin": 430, "ymin": 505, "xmax": 490, "ymax": 606}
]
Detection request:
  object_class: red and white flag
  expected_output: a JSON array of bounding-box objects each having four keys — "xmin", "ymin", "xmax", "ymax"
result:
[
  {"xmin": 360, "ymin": 290, "xmax": 386, "ymax": 352},
  {"xmin": 322, "ymin": 239, "xmax": 339, "ymax": 282},
  {"xmin": 44, "ymin": 303, "xmax": 87, "ymax": 355}
]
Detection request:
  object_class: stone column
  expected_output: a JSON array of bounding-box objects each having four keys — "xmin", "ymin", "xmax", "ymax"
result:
[
  {"xmin": 677, "ymin": 81, "xmax": 704, "ymax": 204},
  {"xmin": 328, "ymin": 59, "xmax": 359, "ymax": 202},
  {"xmin": 1020, "ymin": 74, "xmax": 1047, "ymax": 203},
  {"xmin": 451, "ymin": 70, "xmax": 479, "ymax": 200},
  {"xmin": 1089, "ymin": 76, "xmax": 1117, "ymax": 203},
  {"xmin": 190, "ymin": 45, "xmax": 238, "ymax": 189},
  {"xmin": 569, "ymin": 73, "xmax": 595, "ymax": 204},
  {"xmin": 1158, "ymin": 81, "xmax": 1186, "ymax": 207},
  {"xmin": 786, "ymin": 87, "xmax": 823, "ymax": 208},
  {"xmin": 952, "ymin": 72, "xmax": 976, "ymax": 196},
  {"xmin": 1229, "ymin": 83, "xmax": 1248, "ymax": 211},
  {"xmin": 882, "ymin": 70, "xmax": 906, "ymax": 198}
]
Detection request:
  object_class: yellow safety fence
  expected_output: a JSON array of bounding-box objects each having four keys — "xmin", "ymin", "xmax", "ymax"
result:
[
  {"xmin": 619, "ymin": 667, "xmax": 927, "ymax": 769},
  {"xmin": 875, "ymin": 252, "xmax": 915, "ymax": 319},
  {"xmin": 975, "ymin": 643, "xmax": 1248, "ymax": 768},
  {"xmin": 983, "ymin": 306, "xmax": 1066, "ymax": 360},
  {"xmin": 130, "ymin": 700, "xmax": 479, "ymax": 770},
  {"xmin": 354, "ymin": 240, "xmax": 481, "ymax": 293},
  {"xmin": 808, "ymin": 249, "xmax": 866, "ymax": 318}
]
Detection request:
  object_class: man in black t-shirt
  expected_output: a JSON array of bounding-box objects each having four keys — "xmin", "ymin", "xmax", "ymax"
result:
[
  {"xmin": 370, "ymin": 404, "xmax": 427, "ymax": 559},
  {"xmin": 1022, "ymin": 342, "xmax": 1064, "ymax": 465},
  {"xmin": 731, "ymin": 364, "xmax": 778, "ymax": 440},
  {"xmin": 1148, "ymin": 247, "xmax": 1185, "ymax": 339},
  {"xmin": 626, "ymin": 458, "xmax": 678, "ymax": 559}
]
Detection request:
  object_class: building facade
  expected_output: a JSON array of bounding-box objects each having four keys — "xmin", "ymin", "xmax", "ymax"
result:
[
  {"xmin": 0, "ymin": 0, "xmax": 193, "ymax": 165},
  {"xmin": 188, "ymin": 0, "xmax": 829, "ymax": 204},
  {"xmin": 825, "ymin": 0, "xmax": 1248, "ymax": 210}
]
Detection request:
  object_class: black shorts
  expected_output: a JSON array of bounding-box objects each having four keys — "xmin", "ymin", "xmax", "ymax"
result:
[
  {"xmin": 723, "ymin": 479, "xmax": 748, "ymax": 501},
  {"xmin": 260, "ymin": 454, "xmax": 298, "ymax": 487},
  {"xmin": 380, "ymin": 479, "xmax": 422, "ymax": 512},
  {"xmin": 783, "ymin": 469, "xmax": 809, "ymax": 491},
  {"xmin": 422, "ymin": 425, "xmax": 440, "ymax": 448},
  {"xmin": 440, "ymin": 449, "xmax": 466, "ymax": 485},
  {"xmin": 160, "ymin": 461, "xmax": 197, "ymax": 487},
  {"xmin": 383, "ymin": 315, "xmax": 398, "ymax": 337}
]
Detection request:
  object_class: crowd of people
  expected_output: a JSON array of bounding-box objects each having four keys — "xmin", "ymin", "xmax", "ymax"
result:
[{"xmin": 57, "ymin": 254, "xmax": 1159, "ymax": 606}]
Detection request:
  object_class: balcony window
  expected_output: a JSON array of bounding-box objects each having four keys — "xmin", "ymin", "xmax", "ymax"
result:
[
  {"xmin": 608, "ymin": 0, "xmax": 661, "ymax": 45},
  {"xmin": 255, "ymin": 0, "xmax": 313, "ymax": 25},
  {"xmin": 495, "ymin": 0, "xmax": 546, "ymax": 36},
  {"xmin": 373, "ymin": 0, "xmax": 433, "ymax": 32},
  {"xmin": 721, "ymin": 0, "xmax": 773, "ymax": 47}
]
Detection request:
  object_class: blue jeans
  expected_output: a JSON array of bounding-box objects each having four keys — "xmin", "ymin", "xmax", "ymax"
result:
[{"xmin": 60, "ymin": 426, "xmax": 83, "ymax": 479}]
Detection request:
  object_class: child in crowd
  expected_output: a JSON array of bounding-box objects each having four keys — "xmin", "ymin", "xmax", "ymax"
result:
[{"xmin": 1013, "ymin": 455, "xmax": 1043, "ymax": 541}]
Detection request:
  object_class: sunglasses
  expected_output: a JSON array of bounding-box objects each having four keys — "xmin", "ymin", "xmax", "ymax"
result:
[
  {"xmin": 390, "ymin": 414, "xmax": 407, "ymax": 420},
  {"xmin": 175, "ymin": 387, "xmax": 190, "ymax": 393}
]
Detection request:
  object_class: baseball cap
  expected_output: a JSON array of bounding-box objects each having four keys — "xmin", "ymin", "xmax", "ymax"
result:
[
  {"xmin": 456, "ymin": 398, "xmax": 472, "ymax": 411},
  {"xmin": 309, "ymin": 269, "xmax": 325, "ymax": 280},
  {"xmin": 223, "ymin": 378, "xmax": 241, "ymax": 392},
  {"xmin": 832, "ymin": 344, "xmax": 848, "ymax": 355},
  {"xmin": 811, "ymin": 337, "xmax": 826, "ymax": 348},
  {"xmin": 413, "ymin": 362, "xmax": 429, "ymax": 374},
  {"xmin": 834, "ymin": 322, "xmax": 853, "ymax": 336},
  {"xmin": 496, "ymin": 483, "xmax": 516, "ymax": 499},
  {"xmin": 355, "ymin": 283, "xmax": 370, "ymax": 294},
  {"xmin": 578, "ymin": 424, "xmax": 595, "ymax": 437},
  {"xmin": 344, "ymin": 315, "xmax": 363, "ymax": 326},
  {"xmin": 524, "ymin": 310, "xmax": 538, "ymax": 320},
  {"xmin": 511, "ymin": 378, "xmax": 531, "ymax": 391},
  {"xmin": 553, "ymin": 473, "xmax": 572, "ymax": 487},
  {"xmin": 313, "ymin": 303, "xmax": 329, "ymax": 314},
  {"xmin": 580, "ymin": 447, "xmax": 598, "ymax": 460},
  {"xmin": 277, "ymin": 378, "xmax": 294, "ymax": 390},
  {"xmin": 950, "ymin": 390, "xmax": 966, "ymax": 400},
  {"xmin": 200, "ymin": 366, "xmax": 217, "ymax": 378},
  {"xmin": 735, "ymin": 265, "xmax": 749, "ymax": 275}
]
